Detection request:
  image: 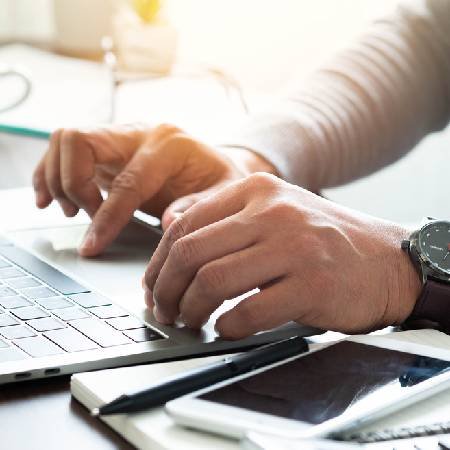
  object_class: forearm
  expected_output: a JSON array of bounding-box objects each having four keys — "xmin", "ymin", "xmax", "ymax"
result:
[{"xmin": 221, "ymin": 0, "xmax": 450, "ymax": 191}]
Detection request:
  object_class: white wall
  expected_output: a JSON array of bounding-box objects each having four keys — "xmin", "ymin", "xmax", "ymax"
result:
[{"xmin": 0, "ymin": 0, "xmax": 54, "ymax": 42}]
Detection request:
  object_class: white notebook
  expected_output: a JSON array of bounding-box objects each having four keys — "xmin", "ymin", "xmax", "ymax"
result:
[
  {"xmin": 71, "ymin": 330, "xmax": 450, "ymax": 450},
  {"xmin": 71, "ymin": 354, "xmax": 241, "ymax": 450}
]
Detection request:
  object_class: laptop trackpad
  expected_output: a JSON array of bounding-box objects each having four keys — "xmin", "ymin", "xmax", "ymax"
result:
[{"xmin": 32, "ymin": 219, "xmax": 162, "ymax": 259}]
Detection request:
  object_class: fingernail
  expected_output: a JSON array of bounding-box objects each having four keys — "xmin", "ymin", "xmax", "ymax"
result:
[
  {"xmin": 79, "ymin": 230, "xmax": 97, "ymax": 254},
  {"xmin": 173, "ymin": 211, "xmax": 183, "ymax": 218},
  {"xmin": 35, "ymin": 191, "xmax": 44, "ymax": 207},
  {"xmin": 60, "ymin": 200, "xmax": 78, "ymax": 217}
]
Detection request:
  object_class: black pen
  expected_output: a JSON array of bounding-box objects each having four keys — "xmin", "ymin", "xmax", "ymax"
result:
[{"xmin": 91, "ymin": 335, "xmax": 309, "ymax": 416}]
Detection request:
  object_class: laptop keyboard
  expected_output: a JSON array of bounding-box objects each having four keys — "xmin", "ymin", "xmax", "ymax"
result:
[{"xmin": 0, "ymin": 243, "xmax": 165, "ymax": 363}]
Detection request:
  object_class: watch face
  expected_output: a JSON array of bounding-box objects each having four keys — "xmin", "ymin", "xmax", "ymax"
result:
[{"xmin": 418, "ymin": 221, "xmax": 450, "ymax": 275}]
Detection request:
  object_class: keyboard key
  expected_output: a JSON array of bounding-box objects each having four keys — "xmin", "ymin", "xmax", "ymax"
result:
[
  {"xmin": 0, "ymin": 325, "xmax": 36, "ymax": 340},
  {"xmin": 106, "ymin": 316, "xmax": 146, "ymax": 330},
  {"xmin": 0, "ymin": 245, "xmax": 88, "ymax": 295},
  {"xmin": 0, "ymin": 314, "xmax": 19, "ymax": 327},
  {"xmin": 36, "ymin": 297, "xmax": 73, "ymax": 310},
  {"xmin": 123, "ymin": 328, "xmax": 164, "ymax": 342},
  {"xmin": 12, "ymin": 306, "xmax": 50, "ymax": 320},
  {"xmin": 0, "ymin": 296, "xmax": 32, "ymax": 309},
  {"xmin": 53, "ymin": 307, "xmax": 90, "ymax": 321},
  {"xmin": 45, "ymin": 327, "xmax": 99, "ymax": 352},
  {"xmin": 28, "ymin": 317, "xmax": 66, "ymax": 332},
  {"xmin": 0, "ymin": 258, "xmax": 11, "ymax": 269},
  {"xmin": 0, "ymin": 346, "xmax": 29, "ymax": 362},
  {"xmin": 20, "ymin": 286, "xmax": 58, "ymax": 299},
  {"xmin": 70, "ymin": 318, "xmax": 132, "ymax": 347},
  {"xmin": 7, "ymin": 277, "xmax": 42, "ymax": 289},
  {"xmin": 0, "ymin": 286, "xmax": 17, "ymax": 298},
  {"xmin": 90, "ymin": 305, "xmax": 128, "ymax": 319},
  {"xmin": 0, "ymin": 267, "xmax": 24, "ymax": 279},
  {"xmin": 14, "ymin": 335, "xmax": 64, "ymax": 357},
  {"xmin": 69, "ymin": 292, "xmax": 112, "ymax": 308},
  {"xmin": 0, "ymin": 337, "xmax": 8, "ymax": 348}
]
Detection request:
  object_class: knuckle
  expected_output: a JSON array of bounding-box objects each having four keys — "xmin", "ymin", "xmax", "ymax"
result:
[
  {"xmin": 195, "ymin": 264, "xmax": 225, "ymax": 294},
  {"xmin": 170, "ymin": 236, "xmax": 198, "ymax": 269},
  {"xmin": 245, "ymin": 172, "xmax": 279, "ymax": 191},
  {"xmin": 49, "ymin": 128, "xmax": 63, "ymax": 146},
  {"xmin": 153, "ymin": 123, "xmax": 182, "ymax": 137},
  {"xmin": 61, "ymin": 128, "xmax": 85, "ymax": 148},
  {"xmin": 163, "ymin": 137, "xmax": 191, "ymax": 158},
  {"xmin": 59, "ymin": 128, "xmax": 76, "ymax": 148},
  {"xmin": 165, "ymin": 217, "xmax": 189, "ymax": 248},
  {"xmin": 111, "ymin": 170, "xmax": 141, "ymax": 199},
  {"xmin": 260, "ymin": 200, "xmax": 295, "ymax": 222}
]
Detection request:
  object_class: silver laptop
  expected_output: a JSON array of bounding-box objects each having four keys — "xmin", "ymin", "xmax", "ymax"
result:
[{"xmin": 0, "ymin": 213, "xmax": 318, "ymax": 384}]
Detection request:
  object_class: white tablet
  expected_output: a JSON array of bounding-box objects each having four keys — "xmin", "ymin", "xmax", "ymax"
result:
[{"xmin": 166, "ymin": 335, "xmax": 450, "ymax": 441}]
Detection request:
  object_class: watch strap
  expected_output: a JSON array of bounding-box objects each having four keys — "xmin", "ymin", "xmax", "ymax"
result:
[{"xmin": 409, "ymin": 279, "xmax": 450, "ymax": 330}]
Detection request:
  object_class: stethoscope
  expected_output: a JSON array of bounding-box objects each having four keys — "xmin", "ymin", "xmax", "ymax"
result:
[{"xmin": 0, "ymin": 65, "xmax": 32, "ymax": 113}]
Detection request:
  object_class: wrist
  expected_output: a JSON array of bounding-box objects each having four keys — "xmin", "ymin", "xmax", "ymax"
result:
[
  {"xmin": 216, "ymin": 145, "xmax": 280, "ymax": 178},
  {"xmin": 386, "ymin": 224, "xmax": 422, "ymax": 327}
]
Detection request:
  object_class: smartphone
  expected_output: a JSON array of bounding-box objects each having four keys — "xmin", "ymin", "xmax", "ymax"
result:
[{"xmin": 166, "ymin": 335, "xmax": 450, "ymax": 440}]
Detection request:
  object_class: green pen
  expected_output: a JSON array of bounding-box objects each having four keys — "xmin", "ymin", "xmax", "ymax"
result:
[{"xmin": 0, "ymin": 123, "xmax": 51, "ymax": 140}]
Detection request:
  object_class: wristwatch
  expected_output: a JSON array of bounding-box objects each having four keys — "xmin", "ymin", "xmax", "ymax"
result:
[{"xmin": 402, "ymin": 218, "xmax": 450, "ymax": 330}]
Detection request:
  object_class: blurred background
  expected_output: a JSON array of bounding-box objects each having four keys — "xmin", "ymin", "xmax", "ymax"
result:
[{"xmin": 0, "ymin": 0, "xmax": 449, "ymax": 224}]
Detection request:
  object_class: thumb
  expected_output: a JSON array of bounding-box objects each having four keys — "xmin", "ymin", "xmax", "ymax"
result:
[
  {"xmin": 79, "ymin": 146, "xmax": 172, "ymax": 257},
  {"xmin": 161, "ymin": 195, "xmax": 199, "ymax": 231}
]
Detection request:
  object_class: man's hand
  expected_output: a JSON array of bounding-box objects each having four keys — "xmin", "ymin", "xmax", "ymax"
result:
[
  {"xmin": 143, "ymin": 173, "xmax": 422, "ymax": 338},
  {"xmin": 32, "ymin": 124, "xmax": 275, "ymax": 257}
]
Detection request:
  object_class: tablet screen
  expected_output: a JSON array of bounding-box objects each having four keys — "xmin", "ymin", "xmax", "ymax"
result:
[{"xmin": 199, "ymin": 341, "xmax": 450, "ymax": 425}]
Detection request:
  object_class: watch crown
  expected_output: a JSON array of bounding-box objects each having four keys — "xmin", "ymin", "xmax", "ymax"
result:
[{"xmin": 401, "ymin": 239, "xmax": 410, "ymax": 250}]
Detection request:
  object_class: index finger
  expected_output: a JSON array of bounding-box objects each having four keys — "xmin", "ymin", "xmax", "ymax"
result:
[{"xmin": 78, "ymin": 146, "xmax": 173, "ymax": 257}]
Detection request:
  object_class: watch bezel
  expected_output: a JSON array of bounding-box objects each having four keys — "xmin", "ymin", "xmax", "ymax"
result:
[{"xmin": 411, "ymin": 220, "xmax": 450, "ymax": 280}]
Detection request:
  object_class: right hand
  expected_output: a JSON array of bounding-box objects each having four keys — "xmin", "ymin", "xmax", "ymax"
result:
[{"xmin": 32, "ymin": 124, "xmax": 276, "ymax": 257}]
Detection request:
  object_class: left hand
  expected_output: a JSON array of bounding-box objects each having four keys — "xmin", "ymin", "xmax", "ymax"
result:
[
  {"xmin": 143, "ymin": 173, "xmax": 421, "ymax": 339},
  {"xmin": 32, "ymin": 124, "xmax": 275, "ymax": 256}
]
